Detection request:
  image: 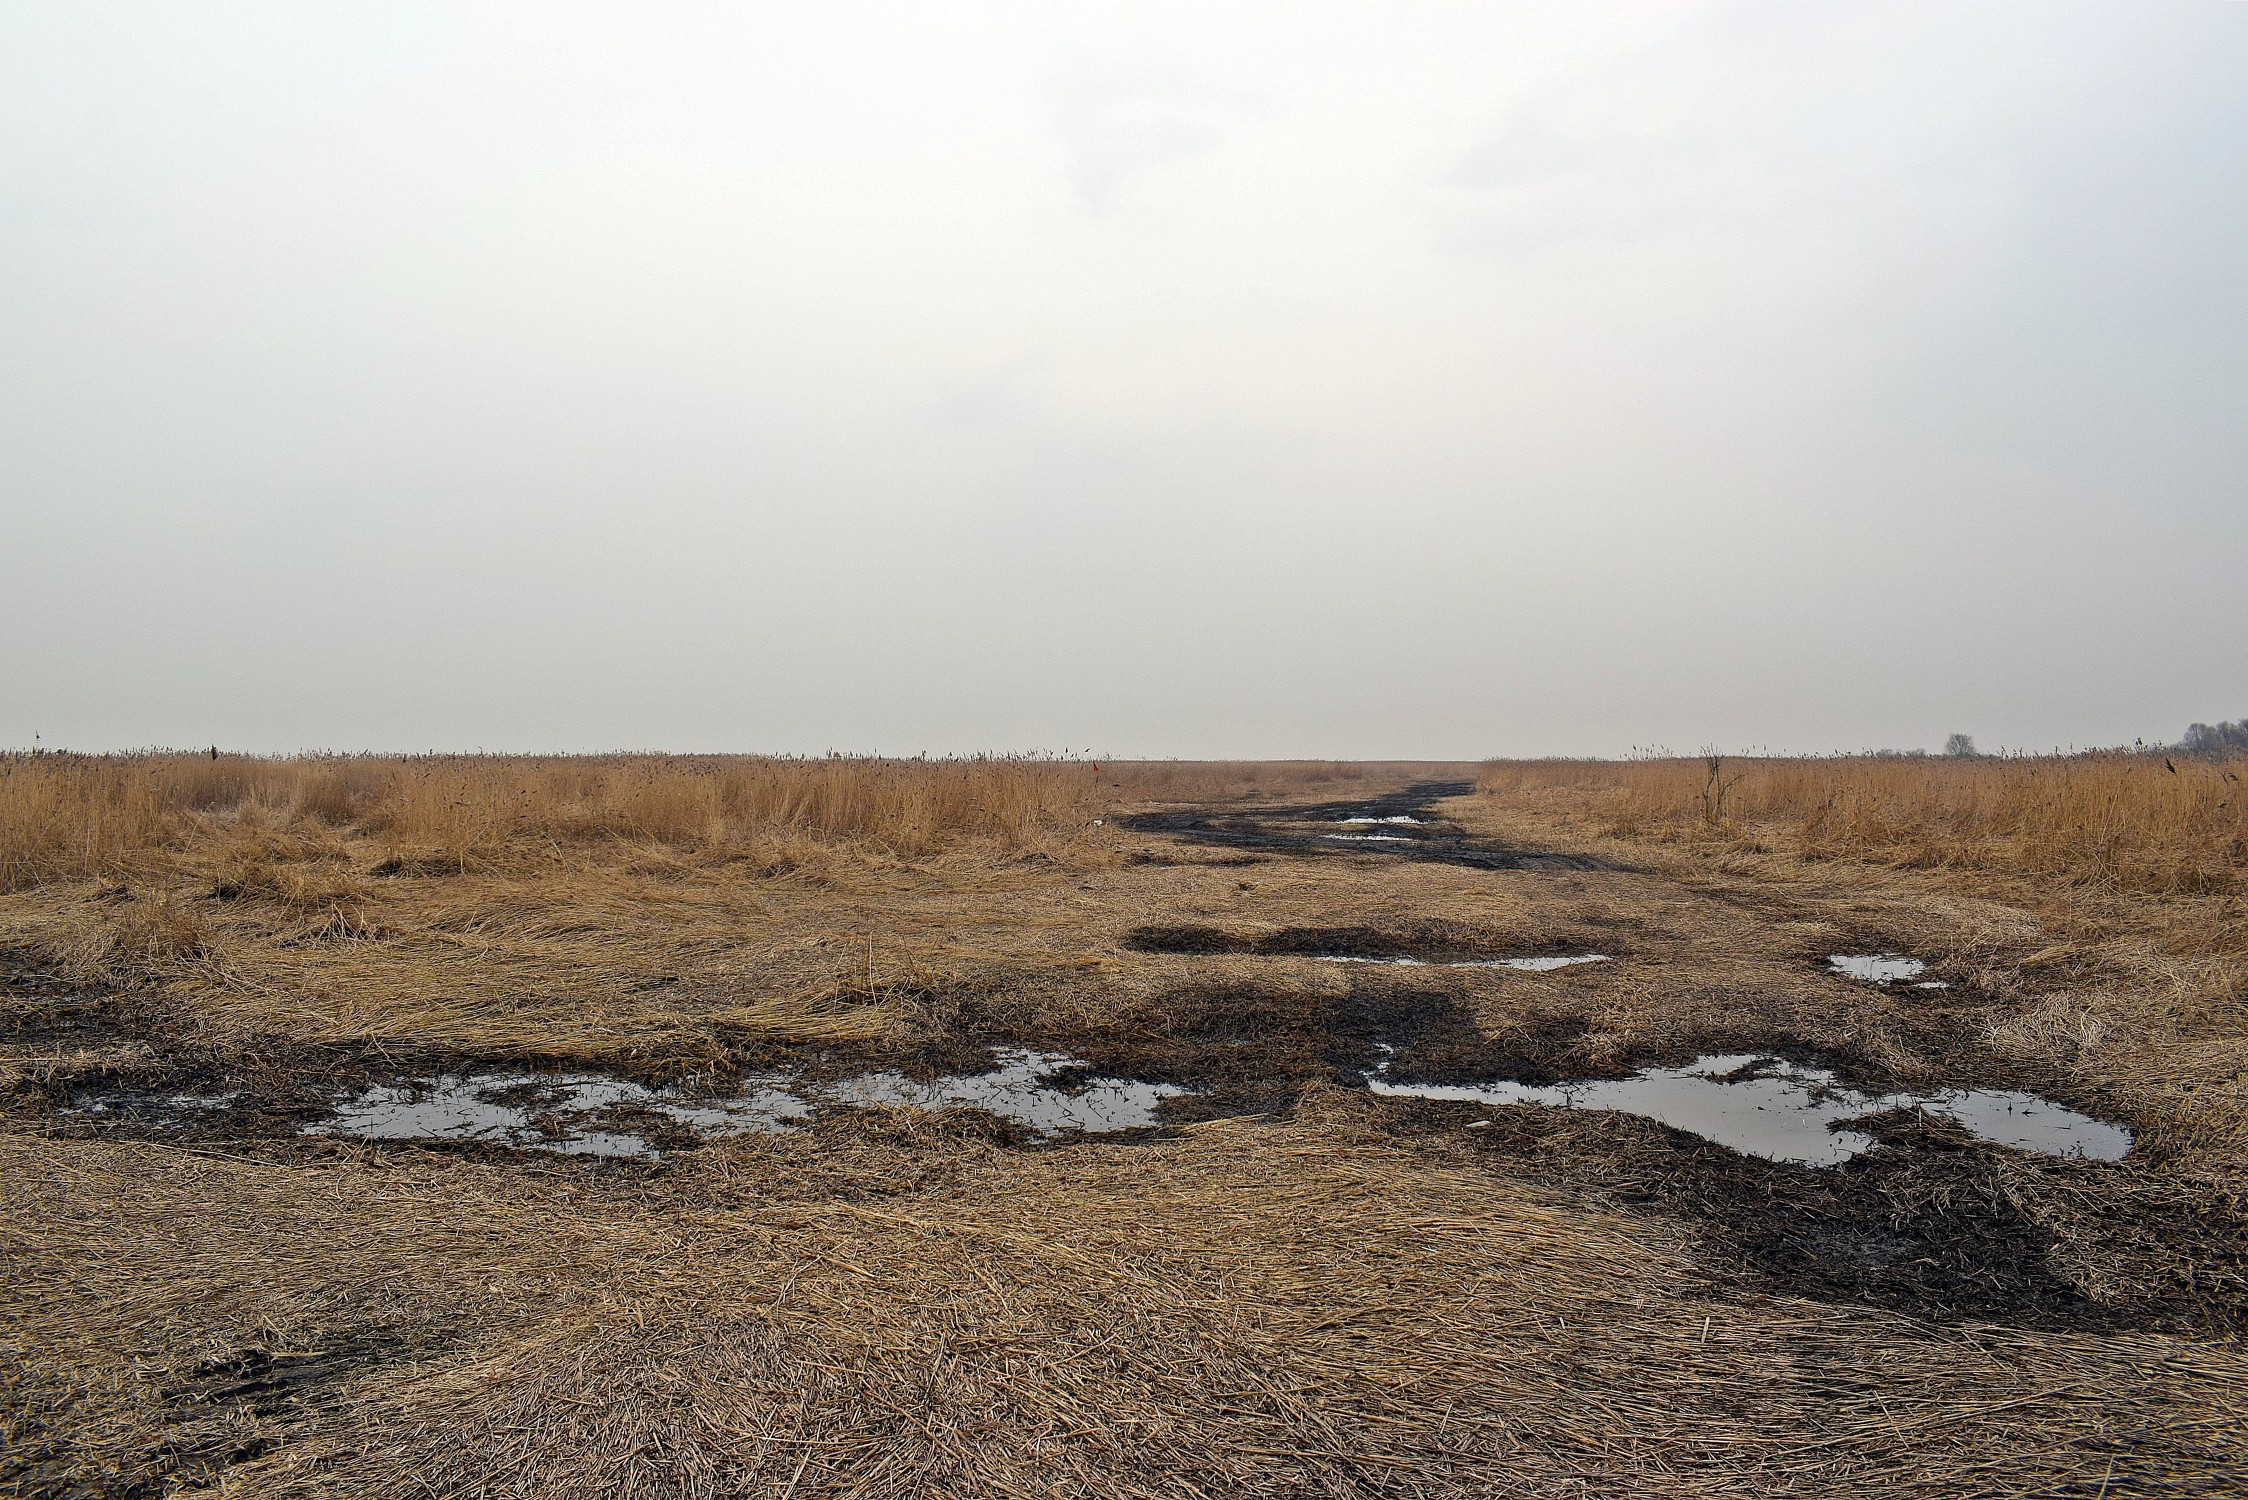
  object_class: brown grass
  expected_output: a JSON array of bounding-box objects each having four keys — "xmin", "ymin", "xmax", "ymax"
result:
[
  {"xmin": 1478, "ymin": 753, "xmax": 2248, "ymax": 898},
  {"xmin": 8, "ymin": 761, "xmax": 2248, "ymax": 1496},
  {"xmin": 0, "ymin": 753, "xmax": 1127, "ymax": 891},
  {"xmin": 0, "ymin": 755, "xmax": 1448, "ymax": 1069},
  {"xmin": 9, "ymin": 1098, "xmax": 2242, "ymax": 1499},
  {"xmin": 0, "ymin": 753, "xmax": 1435, "ymax": 894}
]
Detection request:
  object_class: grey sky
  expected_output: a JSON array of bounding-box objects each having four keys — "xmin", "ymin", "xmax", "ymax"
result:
[{"xmin": 3, "ymin": 2, "xmax": 2242, "ymax": 758}]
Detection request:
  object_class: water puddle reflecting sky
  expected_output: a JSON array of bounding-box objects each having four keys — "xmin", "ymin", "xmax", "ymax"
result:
[
  {"xmin": 820, "ymin": 1049, "xmax": 1186, "ymax": 1135},
  {"xmin": 78, "ymin": 1034, "xmax": 2121, "ymax": 1172},
  {"xmin": 1830, "ymin": 954, "xmax": 1949, "ymax": 989},
  {"xmin": 304, "ymin": 1072, "xmax": 809, "ymax": 1157},
  {"xmin": 298, "ymin": 1050, "xmax": 1178, "ymax": 1157},
  {"xmin": 1312, "ymin": 953, "xmax": 1609, "ymax": 971},
  {"xmin": 1368, "ymin": 1051, "xmax": 2129, "ymax": 1166}
]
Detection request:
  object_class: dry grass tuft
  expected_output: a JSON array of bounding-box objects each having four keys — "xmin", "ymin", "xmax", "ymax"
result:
[{"xmin": 51, "ymin": 895, "xmax": 218, "ymax": 990}]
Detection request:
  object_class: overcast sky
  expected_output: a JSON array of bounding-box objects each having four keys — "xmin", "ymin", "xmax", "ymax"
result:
[{"xmin": 3, "ymin": 3, "xmax": 2242, "ymax": 758}]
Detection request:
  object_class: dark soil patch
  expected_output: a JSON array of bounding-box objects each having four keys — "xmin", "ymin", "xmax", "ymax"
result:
[
  {"xmin": 1386, "ymin": 1096, "xmax": 2248, "ymax": 1336},
  {"xmin": 367, "ymin": 852, "xmax": 466, "ymax": 877},
  {"xmin": 1120, "ymin": 780, "xmax": 1603, "ymax": 872},
  {"xmin": 1124, "ymin": 921, "xmax": 1613, "ymax": 963}
]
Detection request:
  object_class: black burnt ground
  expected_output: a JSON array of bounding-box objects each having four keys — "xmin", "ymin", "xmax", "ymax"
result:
[
  {"xmin": 1120, "ymin": 780, "xmax": 1603, "ymax": 871},
  {"xmin": 1122, "ymin": 919, "xmax": 1612, "ymax": 962},
  {"xmin": 1384, "ymin": 1095, "xmax": 2248, "ymax": 1337}
]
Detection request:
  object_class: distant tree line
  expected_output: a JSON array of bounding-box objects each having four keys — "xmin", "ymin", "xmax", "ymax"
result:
[{"xmin": 2180, "ymin": 720, "xmax": 2248, "ymax": 757}]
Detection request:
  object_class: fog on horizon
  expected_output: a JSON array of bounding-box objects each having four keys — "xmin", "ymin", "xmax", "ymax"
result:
[{"xmin": 3, "ymin": 2, "xmax": 2242, "ymax": 761}]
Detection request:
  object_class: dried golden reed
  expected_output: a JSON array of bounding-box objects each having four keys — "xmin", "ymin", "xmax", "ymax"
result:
[
  {"xmin": 0, "ymin": 753, "xmax": 1117, "ymax": 891},
  {"xmin": 1479, "ymin": 753, "xmax": 2248, "ymax": 895}
]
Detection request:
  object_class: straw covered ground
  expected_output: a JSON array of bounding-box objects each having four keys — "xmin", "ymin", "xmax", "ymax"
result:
[{"xmin": 4, "ymin": 753, "xmax": 2245, "ymax": 1497}]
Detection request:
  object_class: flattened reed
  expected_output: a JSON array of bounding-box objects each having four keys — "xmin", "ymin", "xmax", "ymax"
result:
[{"xmin": 11, "ymin": 1100, "xmax": 2242, "ymax": 1499}]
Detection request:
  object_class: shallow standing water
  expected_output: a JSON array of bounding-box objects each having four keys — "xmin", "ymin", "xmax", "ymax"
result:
[
  {"xmin": 304, "ymin": 1071, "xmax": 810, "ymax": 1157},
  {"xmin": 291, "ymin": 1049, "xmax": 1182, "ymax": 1157},
  {"xmin": 1829, "ymin": 954, "xmax": 1949, "ymax": 989},
  {"xmin": 1311, "ymin": 953, "xmax": 1609, "ymax": 972},
  {"xmin": 821, "ymin": 1049, "xmax": 1187, "ymax": 1134},
  {"xmin": 1367, "ymin": 1051, "xmax": 2131, "ymax": 1166}
]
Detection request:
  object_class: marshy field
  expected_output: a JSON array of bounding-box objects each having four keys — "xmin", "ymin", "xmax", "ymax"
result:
[{"xmin": 4, "ymin": 750, "xmax": 2246, "ymax": 1497}]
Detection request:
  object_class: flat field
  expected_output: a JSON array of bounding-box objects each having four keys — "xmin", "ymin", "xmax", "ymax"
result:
[{"xmin": 4, "ymin": 753, "xmax": 2244, "ymax": 1497}]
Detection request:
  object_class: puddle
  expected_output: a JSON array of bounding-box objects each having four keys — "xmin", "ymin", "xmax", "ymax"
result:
[
  {"xmin": 1340, "ymin": 815, "xmax": 1422, "ymax": 825},
  {"xmin": 1325, "ymin": 833, "xmax": 1413, "ymax": 843},
  {"xmin": 1368, "ymin": 1051, "xmax": 2130, "ymax": 1167},
  {"xmin": 67, "ymin": 1036, "xmax": 2121, "ymax": 1174},
  {"xmin": 1829, "ymin": 954, "xmax": 1949, "ymax": 989},
  {"xmin": 290, "ymin": 1051, "xmax": 1182, "ymax": 1156},
  {"xmin": 818, "ymin": 1048, "xmax": 1187, "ymax": 1135},
  {"xmin": 303, "ymin": 1072, "xmax": 810, "ymax": 1157},
  {"xmin": 68, "ymin": 1090, "xmax": 241, "ymax": 1118},
  {"xmin": 1312, "ymin": 953, "xmax": 1609, "ymax": 972}
]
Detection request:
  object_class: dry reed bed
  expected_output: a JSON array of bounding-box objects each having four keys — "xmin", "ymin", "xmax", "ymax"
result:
[
  {"xmin": 0, "ymin": 753, "xmax": 1110, "ymax": 1066},
  {"xmin": 1478, "ymin": 754, "xmax": 2248, "ymax": 899},
  {"xmin": 8, "ymin": 764, "xmax": 2248, "ymax": 1496},
  {"xmin": 0, "ymin": 756, "xmax": 1435, "ymax": 1068},
  {"xmin": 8, "ymin": 1097, "xmax": 2241, "ymax": 1499},
  {"xmin": 0, "ymin": 754, "xmax": 1116, "ymax": 891},
  {"xmin": 0, "ymin": 752, "xmax": 1423, "ymax": 888}
]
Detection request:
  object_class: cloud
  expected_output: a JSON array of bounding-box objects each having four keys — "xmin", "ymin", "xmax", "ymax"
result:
[{"xmin": 1048, "ymin": 44, "xmax": 1244, "ymax": 212}]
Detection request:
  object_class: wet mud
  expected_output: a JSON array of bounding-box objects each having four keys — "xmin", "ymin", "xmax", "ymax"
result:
[
  {"xmin": 1124, "ymin": 920, "xmax": 1614, "ymax": 963},
  {"xmin": 1119, "ymin": 780, "xmax": 1603, "ymax": 871},
  {"xmin": 1390, "ymin": 1097, "xmax": 2247, "ymax": 1335}
]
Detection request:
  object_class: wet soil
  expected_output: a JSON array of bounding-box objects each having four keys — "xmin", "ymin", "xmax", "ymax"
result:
[
  {"xmin": 1123, "ymin": 920, "xmax": 1615, "ymax": 963},
  {"xmin": 1119, "ymin": 780, "xmax": 1603, "ymax": 871},
  {"xmin": 1390, "ymin": 1097, "xmax": 2248, "ymax": 1336}
]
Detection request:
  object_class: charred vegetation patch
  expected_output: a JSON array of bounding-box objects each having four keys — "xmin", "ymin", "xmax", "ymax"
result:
[
  {"xmin": 1121, "ymin": 780, "xmax": 1605, "ymax": 871},
  {"xmin": 1385, "ymin": 1097, "xmax": 2245, "ymax": 1335},
  {"xmin": 1123, "ymin": 919, "xmax": 1614, "ymax": 962}
]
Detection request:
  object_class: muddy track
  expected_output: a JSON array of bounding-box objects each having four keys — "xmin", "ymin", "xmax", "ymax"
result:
[{"xmin": 1120, "ymin": 779, "xmax": 1604, "ymax": 871}]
